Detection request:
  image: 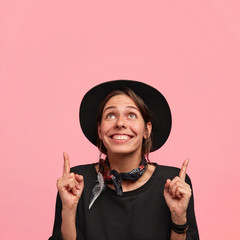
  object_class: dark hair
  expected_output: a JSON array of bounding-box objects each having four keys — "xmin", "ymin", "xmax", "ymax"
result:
[{"xmin": 96, "ymin": 88, "xmax": 153, "ymax": 160}]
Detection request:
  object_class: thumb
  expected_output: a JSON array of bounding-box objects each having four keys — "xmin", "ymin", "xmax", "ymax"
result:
[
  {"xmin": 75, "ymin": 174, "xmax": 84, "ymax": 183},
  {"xmin": 164, "ymin": 179, "xmax": 171, "ymax": 193}
]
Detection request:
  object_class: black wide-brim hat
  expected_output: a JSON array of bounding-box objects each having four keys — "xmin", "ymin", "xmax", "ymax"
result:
[{"xmin": 79, "ymin": 79, "xmax": 172, "ymax": 152}]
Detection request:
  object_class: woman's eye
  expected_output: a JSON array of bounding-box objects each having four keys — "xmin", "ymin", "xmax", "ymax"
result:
[
  {"xmin": 107, "ymin": 113, "xmax": 116, "ymax": 119},
  {"xmin": 128, "ymin": 113, "xmax": 136, "ymax": 119}
]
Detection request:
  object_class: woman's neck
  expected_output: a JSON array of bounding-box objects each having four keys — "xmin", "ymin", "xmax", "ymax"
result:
[{"xmin": 107, "ymin": 151, "xmax": 142, "ymax": 172}]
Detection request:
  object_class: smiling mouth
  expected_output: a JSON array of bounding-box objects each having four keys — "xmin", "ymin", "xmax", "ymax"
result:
[{"xmin": 111, "ymin": 134, "xmax": 132, "ymax": 140}]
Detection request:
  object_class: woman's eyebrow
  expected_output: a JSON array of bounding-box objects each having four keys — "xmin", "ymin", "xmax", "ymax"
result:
[
  {"xmin": 126, "ymin": 106, "xmax": 139, "ymax": 111},
  {"xmin": 103, "ymin": 105, "xmax": 139, "ymax": 113},
  {"xmin": 103, "ymin": 106, "xmax": 116, "ymax": 113}
]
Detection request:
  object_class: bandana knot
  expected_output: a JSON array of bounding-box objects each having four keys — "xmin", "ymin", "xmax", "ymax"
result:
[{"xmin": 89, "ymin": 157, "xmax": 148, "ymax": 209}]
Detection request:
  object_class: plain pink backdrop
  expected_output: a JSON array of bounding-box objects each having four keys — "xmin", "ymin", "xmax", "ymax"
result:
[{"xmin": 1, "ymin": 1, "xmax": 240, "ymax": 239}]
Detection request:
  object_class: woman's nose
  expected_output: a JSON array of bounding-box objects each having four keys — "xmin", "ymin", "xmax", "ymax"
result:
[{"xmin": 115, "ymin": 115, "xmax": 126, "ymax": 128}]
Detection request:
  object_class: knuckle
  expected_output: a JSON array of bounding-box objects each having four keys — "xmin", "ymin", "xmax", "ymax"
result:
[
  {"xmin": 56, "ymin": 178, "xmax": 62, "ymax": 187},
  {"xmin": 69, "ymin": 178, "xmax": 74, "ymax": 184},
  {"xmin": 186, "ymin": 193, "xmax": 191, "ymax": 198},
  {"xmin": 79, "ymin": 175, "xmax": 84, "ymax": 181}
]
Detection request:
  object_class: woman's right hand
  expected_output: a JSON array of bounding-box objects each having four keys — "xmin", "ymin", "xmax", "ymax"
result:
[{"xmin": 57, "ymin": 152, "xmax": 84, "ymax": 210}]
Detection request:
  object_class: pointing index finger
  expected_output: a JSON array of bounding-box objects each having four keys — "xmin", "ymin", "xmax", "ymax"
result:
[
  {"xmin": 179, "ymin": 158, "xmax": 189, "ymax": 181},
  {"xmin": 63, "ymin": 152, "xmax": 70, "ymax": 176}
]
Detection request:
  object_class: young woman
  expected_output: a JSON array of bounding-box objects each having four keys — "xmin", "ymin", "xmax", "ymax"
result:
[{"xmin": 49, "ymin": 80, "xmax": 199, "ymax": 240}]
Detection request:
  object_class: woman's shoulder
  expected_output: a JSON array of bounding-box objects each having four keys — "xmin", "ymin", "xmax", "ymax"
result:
[
  {"xmin": 153, "ymin": 163, "xmax": 192, "ymax": 185},
  {"xmin": 155, "ymin": 163, "xmax": 180, "ymax": 175},
  {"xmin": 70, "ymin": 163, "xmax": 97, "ymax": 178}
]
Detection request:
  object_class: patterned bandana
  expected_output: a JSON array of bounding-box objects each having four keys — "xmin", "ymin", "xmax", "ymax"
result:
[{"xmin": 89, "ymin": 157, "xmax": 148, "ymax": 209}]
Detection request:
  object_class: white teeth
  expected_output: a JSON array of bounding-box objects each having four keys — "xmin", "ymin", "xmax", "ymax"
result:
[{"xmin": 112, "ymin": 135, "xmax": 129, "ymax": 140}]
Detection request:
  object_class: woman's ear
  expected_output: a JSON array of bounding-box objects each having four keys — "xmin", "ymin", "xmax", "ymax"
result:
[
  {"xmin": 144, "ymin": 122, "xmax": 152, "ymax": 139},
  {"xmin": 97, "ymin": 123, "xmax": 102, "ymax": 140}
]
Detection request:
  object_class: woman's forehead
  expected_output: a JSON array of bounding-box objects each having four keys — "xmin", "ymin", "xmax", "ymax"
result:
[{"xmin": 103, "ymin": 94, "xmax": 138, "ymax": 110}]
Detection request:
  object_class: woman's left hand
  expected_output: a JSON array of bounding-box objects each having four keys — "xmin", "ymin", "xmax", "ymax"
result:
[{"xmin": 163, "ymin": 159, "xmax": 192, "ymax": 224}]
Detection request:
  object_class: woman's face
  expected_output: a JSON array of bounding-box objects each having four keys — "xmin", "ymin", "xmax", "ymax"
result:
[{"xmin": 98, "ymin": 94, "xmax": 152, "ymax": 156}]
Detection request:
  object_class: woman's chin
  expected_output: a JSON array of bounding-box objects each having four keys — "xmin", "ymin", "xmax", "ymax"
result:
[{"xmin": 106, "ymin": 146, "xmax": 141, "ymax": 156}]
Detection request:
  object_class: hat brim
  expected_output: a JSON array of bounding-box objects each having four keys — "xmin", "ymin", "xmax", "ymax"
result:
[{"xmin": 79, "ymin": 79, "xmax": 172, "ymax": 152}]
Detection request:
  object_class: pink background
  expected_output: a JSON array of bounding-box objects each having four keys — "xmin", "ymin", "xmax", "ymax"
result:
[{"xmin": 1, "ymin": 1, "xmax": 240, "ymax": 239}]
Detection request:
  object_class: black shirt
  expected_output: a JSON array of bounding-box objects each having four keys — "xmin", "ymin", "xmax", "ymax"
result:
[{"xmin": 49, "ymin": 163, "xmax": 199, "ymax": 240}]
